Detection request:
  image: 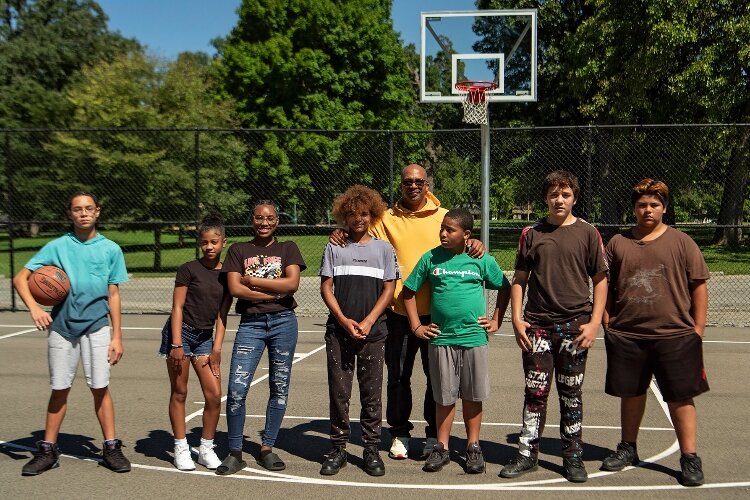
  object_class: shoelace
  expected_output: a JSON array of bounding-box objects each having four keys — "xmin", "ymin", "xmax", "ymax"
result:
[
  {"xmin": 683, "ymin": 457, "xmax": 700, "ymax": 472},
  {"xmin": 612, "ymin": 447, "xmax": 632, "ymax": 462},
  {"xmin": 567, "ymin": 457, "xmax": 584, "ymax": 468},
  {"xmin": 467, "ymin": 447, "xmax": 481, "ymax": 461}
]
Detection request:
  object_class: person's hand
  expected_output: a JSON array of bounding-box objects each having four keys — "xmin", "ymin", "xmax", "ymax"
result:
[
  {"xmin": 574, "ymin": 321, "xmax": 599, "ymax": 349},
  {"xmin": 30, "ymin": 306, "xmax": 53, "ymax": 330},
  {"xmin": 413, "ymin": 323, "xmax": 440, "ymax": 340},
  {"xmin": 340, "ymin": 317, "xmax": 366, "ymax": 339},
  {"xmin": 168, "ymin": 344, "xmax": 184, "ymax": 369},
  {"xmin": 206, "ymin": 350, "xmax": 221, "ymax": 378},
  {"xmin": 478, "ymin": 315, "xmax": 499, "ymax": 333},
  {"xmin": 357, "ymin": 318, "xmax": 374, "ymax": 338},
  {"xmin": 329, "ymin": 228, "xmax": 349, "ymax": 247},
  {"xmin": 466, "ymin": 238, "xmax": 486, "ymax": 258},
  {"xmin": 512, "ymin": 318, "xmax": 533, "ymax": 351},
  {"xmin": 108, "ymin": 338, "xmax": 124, "ymax": 366}
]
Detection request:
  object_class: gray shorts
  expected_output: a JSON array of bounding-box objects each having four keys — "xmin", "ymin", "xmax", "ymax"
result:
[
  {"xmin": 428, "ymin": 343, "xmax": 490, "ymax": 405},
  {"xmin": 48, "ymin": 326, "xmax": 111, "ymax": 390}
]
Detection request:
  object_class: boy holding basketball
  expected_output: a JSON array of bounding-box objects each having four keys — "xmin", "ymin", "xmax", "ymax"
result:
[{"xmin": 12, "ymin": 192, "xmax": 131, "ymax": 476}]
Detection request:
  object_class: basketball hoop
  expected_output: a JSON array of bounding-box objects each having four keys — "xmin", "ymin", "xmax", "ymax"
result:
[{"xmin": 455, "ymin": 80, "xmax": 497, "ymax": 125}]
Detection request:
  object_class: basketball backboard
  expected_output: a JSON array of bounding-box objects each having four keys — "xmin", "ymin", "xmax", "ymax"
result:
[{"xmin": 420, "ymin": 9, "xmax": 537, "ymax": 103}]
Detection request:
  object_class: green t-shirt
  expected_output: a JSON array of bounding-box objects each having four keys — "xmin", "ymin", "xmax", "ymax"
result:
[{"xmin": 403, "ymin": 246, "xmax": 509, "ymax": 347}]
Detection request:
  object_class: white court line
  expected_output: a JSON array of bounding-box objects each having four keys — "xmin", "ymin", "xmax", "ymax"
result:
[
  {"xmin": 199, "ymin": 413, "xmax": 674, "ymax": 432},
  {"xmin": 184, "ymin": 343, "xmax": 326, "ymax": 422},
  {"xmin": 3, "ymin": 439, "xmax": 748, "ymax": 491},
  {"xmin": 1, "ymin": 325, "xmax": 738, "ymax": 490},
  {"xmin": 0, "ymin": 328, "xmax": 38, "ymax": 340}
]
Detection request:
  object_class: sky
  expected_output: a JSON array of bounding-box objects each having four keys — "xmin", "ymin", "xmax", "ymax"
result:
[{"xmin": 97, "ymin": 0, "xmax": 477, "ymax": 59}]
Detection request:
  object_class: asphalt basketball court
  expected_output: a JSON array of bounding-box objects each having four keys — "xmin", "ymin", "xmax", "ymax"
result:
[{"xmin": 1, "ymin": 311, "xmax": 748, "ymax": 499}]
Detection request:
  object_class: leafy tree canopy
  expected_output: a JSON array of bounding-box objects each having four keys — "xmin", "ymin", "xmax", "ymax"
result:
[
  {"xmin": 0, "ymin": 0, "xmax": 138, "ymax": 127},
  {"xmin": 214, "ymin": 0, "xmax": 421, "ymax": 130}
]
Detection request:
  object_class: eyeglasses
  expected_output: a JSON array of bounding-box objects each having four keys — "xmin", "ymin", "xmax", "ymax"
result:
[
  {"xmin": 71, "ymin": 206, "xmax": 98, "ymax": 214},
  {"xmin": 253, "ymin": 215, "xmax": 278, "ymax": 223},
  {"xmin": 401, "ymin": 178, "xmax": 426, "ymax": 187}
]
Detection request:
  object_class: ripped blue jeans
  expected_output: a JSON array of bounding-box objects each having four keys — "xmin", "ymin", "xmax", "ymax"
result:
[{"xmin": 226, "ymin": 310, "xmax": 298, "ymax": 451}]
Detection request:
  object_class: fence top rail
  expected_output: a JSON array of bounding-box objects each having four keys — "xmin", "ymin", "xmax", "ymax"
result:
[
  {"xmin": 2, "ymin": 123, "xmax": 750, "ymax": 134},
  {"xmin": 2, "ymin": 221, "xmax": 748, "ymax": 230}
]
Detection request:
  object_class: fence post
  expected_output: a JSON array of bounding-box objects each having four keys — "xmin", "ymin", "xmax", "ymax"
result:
[
  {"xmin": 586, "ymin": 127, "xmax": 593, "ymax": 221},
  {"xmin": 388, "ymin": 131, "xmax": 394, "ymax": 205},
  {"xmin": 4, "ymin": 131, "xmax": 16, "ymax": 310},
  {"xmin": 194, "ymin": 129, "xmax": 201, "ymax": 260}
]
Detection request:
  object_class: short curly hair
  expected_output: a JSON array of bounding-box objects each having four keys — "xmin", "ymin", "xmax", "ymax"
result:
[{"xmin": 331, "ymin": 184, "xmax": 388, "ymax": 227}]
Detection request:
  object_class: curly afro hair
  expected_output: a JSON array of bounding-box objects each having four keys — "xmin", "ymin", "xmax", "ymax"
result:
[{"xmin": 331, "ymin": 184, "xmax": 388, "ymax": 227}]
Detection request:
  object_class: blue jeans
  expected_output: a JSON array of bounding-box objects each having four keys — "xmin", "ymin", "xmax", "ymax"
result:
[{"xmin": 226, "ymin": 310, "xmax": 298, "ymax": 451}]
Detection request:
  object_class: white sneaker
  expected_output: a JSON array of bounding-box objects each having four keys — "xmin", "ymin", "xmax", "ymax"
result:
[
  {"xmin": 197, "ymin": 444, "xmax": 222, "ymax": 470},
  {"xmin": 422, "ymin": 437, "xmax": 439, "ymax": 459},
  {"xmin": 388, "ymin": 436, "xmax": 409, "ymax": 460},
  {"xmin": 174, "ymin": 444, "xmax": 195, "ymax": 471}
]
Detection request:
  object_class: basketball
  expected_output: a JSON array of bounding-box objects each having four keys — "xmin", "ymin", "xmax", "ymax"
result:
[{"xmin": 28, "ymin": 266, "xmax": 70, "ymax": 306}]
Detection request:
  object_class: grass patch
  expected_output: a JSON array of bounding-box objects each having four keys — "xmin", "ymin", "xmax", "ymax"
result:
[{"xmin": 2, "ymin": 227, "xmax": 749, "ymax": 277}]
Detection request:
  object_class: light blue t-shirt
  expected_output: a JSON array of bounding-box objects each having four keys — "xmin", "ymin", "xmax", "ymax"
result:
[{"xmin": 25, "ymin": 232, "xmax": 128, "ymax": 338}]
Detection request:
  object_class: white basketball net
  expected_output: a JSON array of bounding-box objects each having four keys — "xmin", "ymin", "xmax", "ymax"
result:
[
  {"xmin": 461, "ymin": 94, "xmax": 489, "ymax": 124},
  {"xmin": 456, "ymin": 84, "xmax": 495, "ymax": 125}
]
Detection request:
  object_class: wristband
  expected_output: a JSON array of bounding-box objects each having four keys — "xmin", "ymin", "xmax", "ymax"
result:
[
  {"xmin": 170, "ymin": 344, "xmax": 183, "ymax": 350},
  {"xmin": 411, "ymin": 325, "xmax": 421, "ymax": 335}
]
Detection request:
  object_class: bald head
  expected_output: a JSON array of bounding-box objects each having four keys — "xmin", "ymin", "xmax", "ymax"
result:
[{"xmin": 402, "ymin": 164, "xmax": 427, "ymax": 179}]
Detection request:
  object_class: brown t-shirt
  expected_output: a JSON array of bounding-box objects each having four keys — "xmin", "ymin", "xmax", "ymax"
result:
[
  {"xmin": 515, "ymin": 218, "xmax": 608, "ymax": 326},
  {"xmin": 606, "ymin": 226, "xmax": 709, "ymax": 339},
  {"xmin": 175, "ymin": 260, "xmax": 228, "ymax": 330},
  {"xmin": 223, "ymin": 239, "xmax": 306, "ymax": 314}
]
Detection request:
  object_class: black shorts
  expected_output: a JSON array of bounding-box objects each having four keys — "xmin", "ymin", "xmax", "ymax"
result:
[{"xmin": 604, "ymin": 332, "xmax": 709, "ymax": 402}]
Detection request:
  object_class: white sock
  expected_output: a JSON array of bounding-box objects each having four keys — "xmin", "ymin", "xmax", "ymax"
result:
[
  {"xmin": 200, "ymin": 438, "xmax": 213, "ymax": 448},
  {"xmin": 174, "ymin": 438, "xmax": 188, "ymax": 448}
]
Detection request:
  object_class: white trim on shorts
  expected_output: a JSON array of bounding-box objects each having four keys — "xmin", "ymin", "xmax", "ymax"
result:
[{"xmin": 48, "ymin": 326, "xmax": 111, "ymax": 390}]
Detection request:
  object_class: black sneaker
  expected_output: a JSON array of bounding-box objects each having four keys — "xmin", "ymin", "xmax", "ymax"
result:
[
  {"xmin": 363, "ymin": 446, "xmax": 385, "ymax": 477},
  {"xmin": 465, "ymin": 442, "xmax": 485, "ymax": 474},
  {"xmin": 422, "ymin": 442, "xmax": 450, "ymax": 472},
  {"xmin": 680, "ymin": 453, "xmax": 704, "ymax": 487},
  {"xmin": 563, "ymin": 456, "xmax": 588, "ymax": 483},
  {"xmin": 499, "ymin": 454, "xmax": 538, "ymax": 478},
  {"xmin": 320, "ymin": 447, "xmax": 347, "ymax": 476},
  {"xmin": 102, "ymin": 439, "xmax": 131, "ymax": 473},
  {"xmin": 22, "ymin": 441, "xmax": 60, "ymax": 476},
  {"xmin": 601, "ymin": 441, "xmax": 639, "ymax": 471}
]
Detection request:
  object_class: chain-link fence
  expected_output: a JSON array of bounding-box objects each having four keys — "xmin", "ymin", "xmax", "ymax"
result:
[{"xmin": 2, "ymin": 125, "xmax": 748, "ymax": 325}]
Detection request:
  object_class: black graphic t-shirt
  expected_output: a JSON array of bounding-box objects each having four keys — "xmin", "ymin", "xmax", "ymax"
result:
[{"xmin": 223, "ymin": 239, "xmax": 306, "ymax": 314}]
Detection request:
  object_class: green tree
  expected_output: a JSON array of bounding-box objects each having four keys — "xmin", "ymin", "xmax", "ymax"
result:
[
  {"xmin": 45, "ymin": 51, "xmax": 247, "ymax": 222},
  {"xmin": 572, "ymin": 0, "xmax": 750, "ymax": 243},
  {"xmin": 0, "ymin": 0, "xmax": 138, "ymax": 128},
  {"xmin": 214, "ymin": 0, "xmax": 422, "ymax": 220}
]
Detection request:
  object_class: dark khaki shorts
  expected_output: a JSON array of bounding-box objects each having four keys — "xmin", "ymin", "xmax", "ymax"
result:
[
  {"xmin": 428, "ymin": 344, "xmax": 489, "ymax": 405},
  {"xmin": 605, "ymin": 332, "xmax": 709, "ymax": 402}
]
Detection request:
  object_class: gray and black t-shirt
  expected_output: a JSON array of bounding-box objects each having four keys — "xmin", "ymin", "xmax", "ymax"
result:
[{"xmin": 319, "ymin": 237, "xmax": 399, "ymax": 342}]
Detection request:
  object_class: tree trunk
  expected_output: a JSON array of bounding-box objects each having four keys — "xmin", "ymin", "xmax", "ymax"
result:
[{"xmin": 712, "ymin": 127, "xmax": 750, "ymax": 245}]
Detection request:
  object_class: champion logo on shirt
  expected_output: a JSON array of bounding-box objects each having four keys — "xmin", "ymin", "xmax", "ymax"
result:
[{"xmin": 432, "ymin": 268, "xmax": 480, "ymax": 278}]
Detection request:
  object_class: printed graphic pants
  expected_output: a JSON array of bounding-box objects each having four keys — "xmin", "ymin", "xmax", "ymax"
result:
[
  {"xmin": 385, "ymin": 310, "xmax": 437, "ymax": 439},
  {"xmin": 518, "ymin": 315, "xmax": 590, "ymax": 460},
  {"xmin": 325, "ymin": 327, "xmax": 385, "ymax": 448},
  {"xmin": 226, "ymin": 310, "xmax": 298, "ymax": 451}
]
